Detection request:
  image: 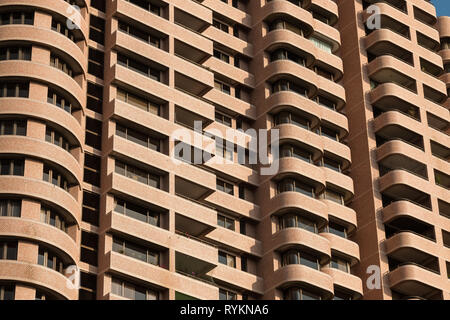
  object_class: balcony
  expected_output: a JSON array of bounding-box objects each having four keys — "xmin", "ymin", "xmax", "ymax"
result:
[{"xmin": 378, "ymin": 154, "xmax": 428, "ymax": 180}]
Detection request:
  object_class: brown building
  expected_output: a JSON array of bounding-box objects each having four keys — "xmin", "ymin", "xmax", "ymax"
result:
[{"xmin": 0, "ymin": 0, "xmax": 448, "ymax": 300}]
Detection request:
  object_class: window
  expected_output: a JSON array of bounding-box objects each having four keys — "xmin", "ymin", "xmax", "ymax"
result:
[
  {"xmin": 84, "ymin": 153, "xmax": 101, "ymax": 187},
  {"xmin": 114, "ymin": 197, "xmax": 160, "ymax": 226},
  {"xmin": 116, "ymin": 124, "xmax": 160, "ymax": 151},
  {"xmin": 38, "ymin": 246, "xmax": 65, "ymax": 273},
  {"xmin": 43, "ymin": 165, "xmax": 69, "ymax": 190},
  {"xmin": 213, "ymin": 49, "xmax": 230, "ymax": 63},
  {"xmin": 326, "ymin": 222, "xmax": 348, "ymax": 239},
  {"xmin": 213, "ymin": 19, "xmax": 229, "ymax": 33},
  {"xmin": 0, "ymin": 199, "xmax": 21, "ymax": 217},
  {"xmin": 284, "ymin": 287, "xmax": 321, "ymax": 300},
  {"xmin": 282, "ymin": 250, "xmax": 320, "ymax": 270},
  {"xmin": 52, "ymin": 19, "xmax": 75, "ymax": 42},
  {"xmin": 88, "ymin": 48, "xmax": 104, "ymax": 79},
  {"xmin": 323, "ymin": 157, "xmax": 341, "ymax": 172},
  {"xmin": 0, "ymin": 120, "xmax": 26, "ymax": 136},
  {"xmin": 79, "ymin": 271, "xmax": 97, "ymax": 300},
  {"xmin": 274, "ymin": 111, "xmax": 310, "ymax": 129},
  {"xmin": 118, "ymin": 21, "xmax": 161, "ymax": 48},
  {"xmin": 85, "ymin": 117, "xmax": 102, "ymax": 150},
  {"xmin": 0, "ymin": 46, "xmax": 31, "ymax": 61},
  {"xmin": 272, "ymin": 80, "xmax": 306, "ymax": 96},
  {"xmin": 45, "ymin": 127, "xmax": 70, "ymax": 151},
  {"xmin": 0, "ymin": 241, "xmax": 18, "ymax": 260},
  {"xmin": 270, "ymin": 48, "xmax": 305, "ymax": 66},
  {"xmin": 277, "ymin": 179, "xmax": 314, "ymax": 198},
  {"xmin": 218, "ymin": 251, "xmax": 236, "ymax": 268},
  {"xmin": 280, "ymin": 145, "xmax": 312, "ymax": 163},
  {"xmin": 215, "ymin": 139, "xmax": 234, "ymax": 161},
  {"xmin": 217, "ymin": 179, "xmax": 234, "ymax": 195},
  {"xmin": 269, "ymin": 19, "xmax": 303, "ymax": 36},
  {"xmin": 115, "ymin": 160, "xmax": 160, "ymax": 188},
  {"xmin": 125, "ymin": 0, "xmax": 161, "ymax": 16},
  {"xmin": 0, "ymin": 82, "xmax": 29, "ymax": 98},
  {"xmin": 214, "ymin": 80, "xmax": 231, "ymax": 95},
  {"xmin": 47, "ymin": 89, "xmax": 72, "ymax": 113},
  {"xmin": 0, "ymin": 285, "xmax": 15, "ymax": 300},
  {"xmin": 320, "ymin": 126, "xmax": 339, "ymax": 141},
  {"xmin": 117, "ymin": 54, "xmax": 161, "ymax": 81},
  {"xmin": 113, "ymin": 237, "xmax": 160, "ymax": 266},
  {"xmin": 117, "ymin": 88, "xmax": 161, "ymax": 115},
  {"xmin": 82, "ymin": 191, "xmax": 100, "ymax": 226},
  {"xmin": 50, "ymin": 54, "xmax": 73, "ymax": 77},
  {"xmin": 0, "ymin": 11, "xmax": 33, "ymax": 25},
  {"xmin": 89, "ymin": 15, "xmax": 105, "ymax": 45},
  {"xmin": 81, "ymin": 231, "xmax": 98, "ymax": 266},
  {"xmin": 310, "ymin": 37, "xmax": 333, "ymax": 53},
  {"xmin": 324, "ymin": 189, "xmax": 344, "ymax": 204},
  {"xmin": 0, "ymin": 159, "xmax": 24, "ymax": 176},
  {"xmin": 87, "ymin": 82, "xmax": 103, "ymax": 113},
  {"xmin": 219, "ymin": 289, "xmax": 236, "ymax": 300},
  {"xmin": 218, "ymin": 214, "xmax": 235, "ymax": 231},
  {"xmin": 40, "ymin": 206, "xmax": 68, "ymax": 233},
  {"xmin": 317, "ymin": 95, "xmax": 336, "ymax": 110},
  {"xmin": 111, "ymin": 277, "xmax": 159, "ymax": 300},
  {"xmin": 215, "ymin": 112, "xmax": 232, "ymax": 127},
  {"xmin": 279, "ymin": 213, "xmax": 317, "ymax": 233},
  {"xmin": 330, "ymin": 256, "xmax": 350, "ymax": 273}
]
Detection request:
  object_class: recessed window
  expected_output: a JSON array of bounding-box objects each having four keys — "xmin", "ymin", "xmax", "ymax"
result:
[
  {"xmin": 119, "ymin": 20, "xmax": 162, "ymax": 48},
  {"xmin": 213, "ymin": 49, "xmax": 230, "ymax": 63},
  {"xmin": 116, "ymin": 123, "xmax": 160, "ymax": 151},
  {"xmin": 215, "ymin": 112, "xmax": 232, "ymax": 127},
  {"xmin": 50, "ymin": 54, "xmax": 73, "ymax": 77},
  {"xmin": 117, "ymin": 88, "xmax": 161, "ymax": 115},
  {"xmin": 0, "ymin": 284, "xmax": 15, "ymax": 300},
  {"xmin": 117, "ymin": 54, "xmax": 161, "ymax": 81},
  {"xmin": 213, "ymin": 19, "xmax": 230, "ymax": 33},
  {"xmin": 0, "ymin": 47, "xmax": 31, "ymax": 61},
  {"xmin": 0, "ymin": 119, "xmax": 26, "ymax": 136},
  {"xmin": 0, "ymin": 241, "xmax": 18, "ymax": 260},
  {"xmin": 0, "ymin": 82, "xmax": 29, "ymax": 98},
  {"xmin": 43, "ymin": 165, "xmax": 69, "ymax": 190},
  {"xmin": 111, "ymin": 277, "xmax": 159, "ymax": 300},
  {"xmin": 40, "ymin": 206, "xmax": 68, "ymax": 233},
  {"xmin": 52, "ymin": 19, "xmax": 75, "ymax": 42},
  {"xmin": 81, "ymin": 231, "xmax": 98, "ymax": 266},
  {"xmin": 218, "ymin": 214, "xmax": 235, "ymax": 231},
  {"xmin": 114, "ymin": 197, "xmax": 161, "ymax": 226},
  {"xmin": 85, "ymin": 117, "xmax": 102, "ymax": 150},
  {"xmin": 112, "ymin": 237, "xmax": 160, "ymax": 266},
  {"xmin": 284, "ymin": 287, "xmax": 321, "ymax": 300},
  {"xmin": 330, "ymin": 256, "xmax": 350, "ymax": 273},
  {"xmin": 219, "ymin": 288, "xmax": 237, "ymax": 300},
  {"xmin": 0, "ymin": 11, "xmax": 34, "ymax": 25},
  {"xmin": 218, "ymin": 251, "xmax": 236, "ymax": 268},
  {"xmin": 45, "ymin": 127, "xmax": 70, "ymax": 151},
  {"xmin": 281, "ymin": 250, "xmax": 320, "ymax": 270},
  {"xmin": 279, "ymin": 213, "xmax": 317, "ymax": 233},
  {"xmin": 324, "ymin": 189, "xmax": 344, "ymax": 204},
  {"xmin": 0, "ymin": 199, "xmax": 21, "ymax": 217},
  {"xmin": 214, "ymin": 80, "xmax": 231, "ymax": 95},
  {"xmin": 84, "ymin": 153, "xmax": 101, "ymax": 187},
  {"xmin": 277, "ymin": 178, "xmax": 315, "ymax": 198},
  {"xmin": 0, "ymin": 159, "xmax": 24, "ymax": 176},
  {"xmin": 272, "ymin": 80, "xmax": 306, "ymax": 96},
  {"xmin": 325, "ymin": 221, "xmax": 348, "ymax": 239},
  {"xmin": 280, "ymin": 144, "xmax": 312, "ymax": 163},
  {"xmin": 47, "ymin": 89, "xmax": 72, "ymax": 113},
  {"xmin": 115, "ymin": 160, "xmax": 160, "ymax": 188},
  {"xmin": 217, "ymin": 179, "xmax": 234, "ymax": 195},
  {"xmin": 38, "ymin": 246, "xmax": 65, "ymax": 273},
  {"xmin": 124, "ymin": 0, "xmax": 161, "ymax": 16}
]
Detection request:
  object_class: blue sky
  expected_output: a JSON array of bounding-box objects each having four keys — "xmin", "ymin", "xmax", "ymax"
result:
[{"xmin": 432, "ymin": 0, "xmax": 450, "ymax": 17}]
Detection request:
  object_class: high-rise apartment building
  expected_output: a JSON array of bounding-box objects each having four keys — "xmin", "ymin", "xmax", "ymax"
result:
[{"xmin": 0, "ymin": 0, "xmax": 447, "ymax": 301}]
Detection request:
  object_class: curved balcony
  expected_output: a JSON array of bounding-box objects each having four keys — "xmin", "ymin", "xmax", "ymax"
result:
[
  {"xmin": 376, "ymin": 140, "xmax": 426, "ymax": 166},
  {"xmin": 320, "ymin": 232, "xmax": 360, "ymax": 265},
  {"xmin": 0, "ymin": 98, "xmax": 83, "ymax": 148},
  {"xmin": 271, "ymin": 227, "xmax": 331, "ymax": 263},
  {"xmin": 0, "ymin": 25, "xmax": 86, "ymax": 73},
  {"xmin": 262, "ymin": 29, "xmax": 343, "ymax": 78},
  {"xmin": 0, "ymin": 136, "xmax": 82, "ymax": 186},
  {"xmin": 0, "ymin": 260, "xmax": 78, "ymax": 300},
  {"xmin": 0, "ymin": 0, "xmax": 89, "ymax": 42},
  {"xmin": 324, "ymin": 200, "xmax": 357, "ymax": 234},
  {"xmin": 388, "ymin": 263, "xmax": 444, "ymax": 299},
  {"xmin": 268, "ymin": 191, "xmax": 328, "ymax": 223},
  {"xmin": 323, "ymin": 168, "xmax": 354, "ymax": 201},
  {"xmin": 0, "ymin": 217, "xmax": 78, "ymax": 263},
  {"xmin": 261, "ymin": 1, "xmax": 314, "ymax": 36},
  {"xmin": 384, "ymin": 232, "xmax": 439, "ymax": 263},
  {"xmin": 321, "ymin": 267, "xmax": 363, "ymax": 299},
  {"xmin": 382, "ymin": 200, "xmax": 435, "ymax": 227},
  {"xmin": 275, "ymin": 157, "xmax": 326, "ymax": 191},
  {"xmin": 367, "ymin": 56, "xmax": 417, "ymax": 93},
  {"xmin": 304, "ymin": 0, "xmax": 339, "ymax": 26},
  {"xmin": 271, "ymin": 264, "xmax": 334, "ymax": 298},
  {"xmin": 0, "ymin": 60, "xmax": 85, "ymax": 110},
  {"xmin": 0, "ymin": 176, "xmax": 80, "ymax": 225},
  {"xmin": 275, "ymin": 124, "xmax": 324, "ymax": 158},
  {"xmin": 438, "ymin": 16, "xmax": 450, "ymax": 38}
]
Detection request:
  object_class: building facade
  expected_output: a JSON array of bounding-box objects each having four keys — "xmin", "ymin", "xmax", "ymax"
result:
[{"xmin": 0, "ymin": 0, "xmax": 448, "ymax": 300}]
